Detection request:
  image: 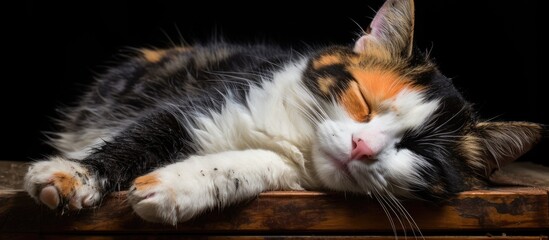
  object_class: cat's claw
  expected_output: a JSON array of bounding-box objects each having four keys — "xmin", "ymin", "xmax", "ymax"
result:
[
  {"xmin": 128, "ymin": 170, "xmax": 211, "ymax": 225},
  {"xmin": 128, "ymin": 173, "xmax": 179, "ymax": 224},
  {"xmin": 24, "ymin": 157, "xmax": 102, "ymax": 211}
]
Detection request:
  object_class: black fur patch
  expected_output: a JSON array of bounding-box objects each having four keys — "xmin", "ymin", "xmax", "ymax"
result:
[{"xmin": 63, "ymin": 43, "xmax": 298, "ymax": 193}]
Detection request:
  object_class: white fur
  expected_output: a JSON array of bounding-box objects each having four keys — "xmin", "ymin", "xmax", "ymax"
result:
[
  {"xmin": 189, "ymin": 59, "xmax": 318, "ymax": 186},
  {"xmin": 53, "ymin": 129, "xmax": 117, "ymax": 160},
  {"xmin": 128, "ymin": 149, "xmax": 303, "ymax": 224},
  {"xmin": 24, "ymin": 157, "xmax": 102, "ymax": 209},
  {"xmin": 312, "ymin": 90, "xmax": 439, "ymax": 195}
]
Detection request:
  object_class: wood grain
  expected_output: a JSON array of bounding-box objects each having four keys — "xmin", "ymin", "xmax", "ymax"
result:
[
  {"xmin": 2, "ymin": 161, "xmax": 549, "ymax": 239},
  {"xmin": 31, "ymin": 235, "xmax": 549, "ymax": 240},
  {"xmin": 0, "ymin": 161, "xmax": 28, "ymax": 190},
  {"xmin": 1, "ymin": 188, "xmax": 548, "ymax": 234}
]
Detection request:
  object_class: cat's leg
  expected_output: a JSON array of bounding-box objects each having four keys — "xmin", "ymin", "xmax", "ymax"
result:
[
  {"xmin": 24, "ymin": 111, "xmax": 190, "ymax": 211},
  {"xmin": 128, "ymin": 149, "xmax": 303, "ymax": 224}
]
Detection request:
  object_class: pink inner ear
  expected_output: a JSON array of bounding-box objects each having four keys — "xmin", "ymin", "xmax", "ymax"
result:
[
  {"xmin": 369, "ymin": 6, "xmax": 388, "ymax": 36},
  {"xmin": 353, "ymin": 35, "xmax": 369, "ymax": 53},
  {"xmin": 353, "ymin": 4, "xmax": 389, "ymax": 54}
]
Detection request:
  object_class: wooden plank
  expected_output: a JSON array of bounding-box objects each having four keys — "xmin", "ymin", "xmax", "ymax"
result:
[
  {"xmin": 0, "ymin": 161, "xmax": 28, "ymax": 190},
  {"xmin": 34, "ymin": 235, "xmax": 549, "ymax": 240},
  {"xmin": 1, "ymin": 188, "xmax": 548, "ymax": 234},
  {"xmin": 0, "ymin": 233, "xmax": 40, "ymax": 240}
]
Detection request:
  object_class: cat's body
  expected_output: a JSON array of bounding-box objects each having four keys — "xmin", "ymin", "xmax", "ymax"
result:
[{"xmin": 25, "ymin": 0, "xmax": 541, "ymax": 225}]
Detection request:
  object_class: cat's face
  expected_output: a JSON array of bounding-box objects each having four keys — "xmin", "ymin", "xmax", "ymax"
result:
[{"xmin": 305, "ymin": 0, "xmax": 542, "ymax": 200}]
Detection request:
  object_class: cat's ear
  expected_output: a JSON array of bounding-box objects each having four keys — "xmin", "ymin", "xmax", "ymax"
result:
[
  {"xmin": 354, "ymin": 0, "xmax": 415, "ymax": 59},
  {"xmin": 462, "ymin": 122, "xmax": 543, "ymax": 176}
]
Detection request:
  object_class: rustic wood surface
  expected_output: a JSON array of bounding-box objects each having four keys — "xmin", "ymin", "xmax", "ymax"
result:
[
  {"xmin": 0, "ymin": 161, "xmax": 28, "ymax": 190},
  {"xmin": 1, "ymin": 161, "xmax": 548, "ymax": 239},
  {"xmin": 2, "ymin": 235, "xmax": 545, "ymax": 240},
  {"xmin": 1, "ymin": 188, "xmax": 548, "ymax": 233},
  {"xmin": 1, "ymin": 235, "xmax": 547, "ymax": 240}
]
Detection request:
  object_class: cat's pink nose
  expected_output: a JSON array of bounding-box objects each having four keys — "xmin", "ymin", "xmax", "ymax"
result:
[{"xmin": 351, "ymin": 136, "xmax": 376, "ymax": 161}]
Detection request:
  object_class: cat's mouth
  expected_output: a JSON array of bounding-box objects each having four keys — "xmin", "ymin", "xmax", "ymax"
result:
[
  {"xmin": 321, "ymin": 147, "xmax": 379, "ymax": 171},
  {"xmin": 354, "ymin": 156, "xmax": 378, "ymax": 164},
  {"xmin": 321, "ymin": 150, "xmax": 371, "ymax": 184}
]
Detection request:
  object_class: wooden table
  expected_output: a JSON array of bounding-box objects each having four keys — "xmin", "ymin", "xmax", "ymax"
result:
[{"xmin": 1, "ymin": 161, "xmax": 548, "ymax": 239}]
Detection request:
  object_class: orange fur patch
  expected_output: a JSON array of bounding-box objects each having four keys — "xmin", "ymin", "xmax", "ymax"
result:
[
  {"xmin": 313, "ymin": 54, "xmax": 344, "ymax": 69},
  {"xmin": 51, "ymin": 172, "xmax": 79, "ymax": 197},
  {"xmin": 141, "ymin": 49, "xmax": 167, "ymax": 63},
  {"xmin": 352, "ymin": 68, "xmax": 419, "ymax": 105},
  {"xmin": 133, "ymin": 174, "xmax": 161, "ymax": 191},
  {"xmin": 339, "ymin": 68, "xmax": 421, "ymax": 121},
  {"xmin": 141, "ymin": 47, "xmax": 192, "ymax": 63},
  {"xmin": 339, "ymin": 81, "xmax": 370, "ymax": 122},
  {"xmin": 317, "ymin": 76, "xmax": 336, "ymax": 94}
]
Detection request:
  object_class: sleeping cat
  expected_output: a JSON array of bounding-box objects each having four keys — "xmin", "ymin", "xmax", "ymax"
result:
[{"xmin": 24, "ymin": 0, "xmax": 541, "ymax": 225}]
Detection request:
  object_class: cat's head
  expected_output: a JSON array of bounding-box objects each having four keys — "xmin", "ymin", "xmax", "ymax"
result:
[{"xmin": 305, "ymin": 0, "xmax": 542, "ymax": 200}]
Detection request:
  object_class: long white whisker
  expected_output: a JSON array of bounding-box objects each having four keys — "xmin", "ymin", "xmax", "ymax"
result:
[
  {"xmin": 430, "ymin": 105, "xmax": 467, "ymax": 134},
  {"xmin": 373, "ymin": 193, "xmax": 398, "ymax": 239},
  {"xmin": 249, "ymin": 55, "xmax": 285, "ymax": 69},
  {"xmin": 387, "ymin": 192, "xmax": 425, "ymax": 240},
  {"xmin": 210, "ymin": 70, "xmax": 267, "ymax": 79},
  {"xmin": 202, "ymin": 71, "xmax": 257, "ymax": 84}
]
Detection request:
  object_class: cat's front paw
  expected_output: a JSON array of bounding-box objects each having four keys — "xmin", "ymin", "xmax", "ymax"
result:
[
  {"xmin": 128, "ymin": 169, "xmax": 215, "ymax": 225},
  {"xmin": 24, "ymin": 157, "xmax": 102, "ymax": 211}
]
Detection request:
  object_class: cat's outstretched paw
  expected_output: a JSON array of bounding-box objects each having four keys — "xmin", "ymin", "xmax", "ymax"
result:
[
  {"xmin": 24, "ymin": 157, "xmax": 102, "ymax": 211},
  {"xmin": 128, "ymin": 169, "xmax": 213, "ymax": 225}
]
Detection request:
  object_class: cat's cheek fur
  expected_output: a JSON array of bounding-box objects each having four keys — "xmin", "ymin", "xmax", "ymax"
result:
[
  {"xmin": 128, "ymin": 150, "xmax": 303, "ymax": 225},
  {"xmin": 311, "ymin": 146, "xmax": 362, "ymax": 192},
  {"xmin": 349, "ymin": 149, "xmax": 430, "ymax": 196},
  {"xmin": 382, "ymin": 149, "xmax": 431, "ymax": 196},
  {"xmin": 315, "ymin": 119, "xmax": 356, "ymax": 162}
]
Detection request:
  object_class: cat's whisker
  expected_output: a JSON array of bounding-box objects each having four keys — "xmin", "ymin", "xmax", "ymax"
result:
[
  {"xmin": 212, "ymin": 70, "xmax": 267, "ymax": 79},
  {"xmin": 386, "ymin": 191, "xmax": 425, "ymax": 240},
  {"xmin": 295, "ymin": 85, "xmax": 330, "ymax": 120},
  {"xmin": 282, "ymin": 86, "xmax": 330, "ymax": 125},
  {"xmin": 419, "ymin": 127, "xmax": 463, "ymax": 139},
  {"xmin": 285, "ymin": 100, "xmax": 320, "ymax": 126},
  {"xmin": 416, "ymin": 138, "xmax": 459, "ymax": 144},
  {"xmin": 201, "ymin": 78, "xmax": 253, "ymax": 89},
  {"xmin": 172, "ymin": 23, "xmax": 190, "ymax": 47},
  {"xmin": 417, "ymin": 142, "xmax": 451, "ymax": 156},
  {"xmin": 202, "ymin": 71, "xmax": 256, "ymax": 84},
  {"xmin": 279, "ymin": 94, "xmax": 318, "ymax": 123},
  {"xmin": 290, "ymin": 103, "xmax": 320, "ymax": 125},
  {"xmin": 381, "ymin": 193, "xmax": 411, "ymax": 239},
  {"xmin": 429, "ymin": 105, "xmax": 468, "ymax": 135},
  {"xmin": 373, "ymin": 192, "xmax": 399, "ymax": 239},
  {"xmin": 159, "ymin": 28, "xmax": 177, "ymax": 48},
  {"xmin": 249, "ymin": 55, "xmax": 285, "ymax": 69},
  {"xmin": 349, "ymin": 17, "xmax": 367, "ymax": 38}
]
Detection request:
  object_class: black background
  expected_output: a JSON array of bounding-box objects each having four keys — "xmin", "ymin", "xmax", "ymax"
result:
[{"xmin": 7, "ymin": 1, "xmax": 546, "ymax": 166}]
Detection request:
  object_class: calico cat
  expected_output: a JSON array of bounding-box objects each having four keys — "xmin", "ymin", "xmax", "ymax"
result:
[{"xmin": 25, "ymin": 0, "xmax": 541, "ymax": 225}]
